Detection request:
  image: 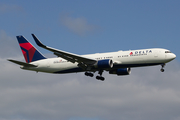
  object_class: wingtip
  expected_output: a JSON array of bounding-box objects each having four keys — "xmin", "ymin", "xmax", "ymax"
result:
[
  {"xmin": 31, "ymin": 34, "xmax": 36, "ymax": 38},
  {"xmin": 7, "ymin": 59, "xmax": 12, "ymax": 62},
  {"xmin": 31, "ymin": 34, "xmax": 46, "ymax": 48}
]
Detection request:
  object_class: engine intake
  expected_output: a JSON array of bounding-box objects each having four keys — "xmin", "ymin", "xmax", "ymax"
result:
[
  {"xmin": 95, "ymin": 59, "xmax": 113, "ymax": 69},
  {"xmin": 109, "ymin": 68, "xmax": 131, "ymax": 75}
]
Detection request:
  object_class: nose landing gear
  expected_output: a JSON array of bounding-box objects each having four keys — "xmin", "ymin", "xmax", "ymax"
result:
[{"xmin": 160, "ymin": 63, "xmax": 165, "ymax": 72}]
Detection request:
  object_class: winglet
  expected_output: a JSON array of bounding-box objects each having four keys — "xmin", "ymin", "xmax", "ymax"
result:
[{"xmin": 31, "ymin": 34, "xmax": 46, "ymax": 48}]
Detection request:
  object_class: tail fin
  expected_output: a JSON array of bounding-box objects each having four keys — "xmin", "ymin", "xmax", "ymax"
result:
[{"xmin": 16, "ymin": 36, "xmax": 46, "ymax": 63}]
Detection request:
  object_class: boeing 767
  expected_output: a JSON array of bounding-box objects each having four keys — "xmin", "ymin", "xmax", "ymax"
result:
[{"xmin": 8, "ymin": 34, "xmax": 176, "ymax": 81}]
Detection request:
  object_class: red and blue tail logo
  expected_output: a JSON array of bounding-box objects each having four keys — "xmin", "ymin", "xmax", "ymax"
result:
[{"xmin": 16, "ymin": 36, "xmax": 46, "ymax": 63}]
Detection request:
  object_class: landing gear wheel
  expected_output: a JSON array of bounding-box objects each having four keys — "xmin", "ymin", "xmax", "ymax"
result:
[
  {"xmin": 96, "ymin": 76, "xmax": 105, "ymax": 81},
  {"xmin": 161, "ymin": 69, "xmax": 165, "ymax": 72},
  {"xmin": 85, "ymin": 72, "xmax": 88, "ymax": 76},
  {"xmin": 89, "ymin": 73, "xmax": 94, "ymax": 77},
  {"xmin": 85, "ymin": 72, "xmax": 94, "ymax": 77},
  {"xmin": 100, "ymin": 77, "xmax": 105, "ymax": 81},
  {"xmin": 96, "ymin": 76, "xmax": 100, "ymax": 79}
]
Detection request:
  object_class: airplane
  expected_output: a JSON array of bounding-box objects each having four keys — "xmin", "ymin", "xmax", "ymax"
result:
[{"xmin": 8, "ymin": 34, "xmax": 176, "ymax": 81}]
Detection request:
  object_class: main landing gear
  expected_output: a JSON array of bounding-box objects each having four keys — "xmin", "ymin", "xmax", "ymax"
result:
[
  {"xmin": 96, "ymin": 70, "xmax": 105, "ymax": 81},
  {"xmin": 96, "ymin": 76, "xmax": 105, "ymax": 81},
  {"xmin": 84, "ymin": 70, "xmax": 105, "ymax": 81},
  {"xmin": 160, "ymin": 63, "xmax": 165, "ymax": 72},
  {"xmin": 85, "ymin": 72, "xmax": 94, "ymax": 77}
]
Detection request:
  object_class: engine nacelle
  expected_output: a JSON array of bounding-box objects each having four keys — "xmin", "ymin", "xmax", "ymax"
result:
[
  {"xmin": 95, "ymin": 59, "xmax": 113, "ymax": 69},
  {"xmin": 109, "ymin": 68, "xmax": 131, "ymax": 76}
]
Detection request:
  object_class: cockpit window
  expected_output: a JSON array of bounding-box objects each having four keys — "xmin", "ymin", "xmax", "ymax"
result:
[{"xmin": 165, "ymin": 51, "xmax": 171, "ymax": 53}]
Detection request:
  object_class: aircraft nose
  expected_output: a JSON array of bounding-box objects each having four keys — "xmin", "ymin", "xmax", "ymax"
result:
[
  {"xmin": 169, "ymin": 53, "xmax": 176, "ymax": 60},
  {"xmin": 165, "ymin": 52, "xmax": 176, "ymax": 62},
  {"xmin": 172, "ymin": 53, "xmax": 176, "ymax": 59}
]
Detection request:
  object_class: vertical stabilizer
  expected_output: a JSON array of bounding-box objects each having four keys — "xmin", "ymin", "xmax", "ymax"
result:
[{"xmin": 16, "ymin": 36, "xmax": 46, "ymax": 63}]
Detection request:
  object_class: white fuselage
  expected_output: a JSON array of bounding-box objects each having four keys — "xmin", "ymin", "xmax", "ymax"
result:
[{"xmin": 22, "ymin": 48, "xmax": 176, "ymax": 74}]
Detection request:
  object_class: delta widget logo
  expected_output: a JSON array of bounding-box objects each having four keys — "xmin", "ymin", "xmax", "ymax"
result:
[
  {"xmin": 129, "ymin": 52, "xmax": 133, "ymax": 55},
  {"xmin": 20, "ymin": 43, "xmax": 36, "ymax": 63}
]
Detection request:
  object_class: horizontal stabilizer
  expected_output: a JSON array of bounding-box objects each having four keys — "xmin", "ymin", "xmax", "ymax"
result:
[{"xmin": 8, "ymin": 59, "xmax": 37, "ymax": 67}]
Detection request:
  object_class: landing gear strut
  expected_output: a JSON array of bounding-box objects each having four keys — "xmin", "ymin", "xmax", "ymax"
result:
[
  {"xmin": 160, "ymin": 63, "xmax": 165, "ymax": 72},
  {"xmin": 96, "ymin": 70, "xmax": 105, "ymax": 81}
]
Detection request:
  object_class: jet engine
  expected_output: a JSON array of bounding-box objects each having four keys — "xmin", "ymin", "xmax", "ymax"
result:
[
  {"xmin": 94, "ymin": 59, "xmax": 113, "ymax": 69},
  {"xmin": 109, "ymin": 68, "xmax": 131, "ymax": 75}
]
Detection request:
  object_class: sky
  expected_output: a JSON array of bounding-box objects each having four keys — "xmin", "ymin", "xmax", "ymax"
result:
[{"xmin": 0, "ymin": 0, "xmax": 180, "ymax": 120}]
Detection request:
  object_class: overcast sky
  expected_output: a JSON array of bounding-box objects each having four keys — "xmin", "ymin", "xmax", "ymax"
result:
[{"xmin": 0, "ymin": 0, "xmax": 180, "ymax": 120}]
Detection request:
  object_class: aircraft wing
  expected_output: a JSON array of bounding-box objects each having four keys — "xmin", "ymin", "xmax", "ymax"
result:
[
  {"xmin": 32, "ymin": 34, "xmax": 97, "ymax": 69},
  {"xmin": 8, "ymin": 59, "xmax": 37, "ymax": 67}
]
